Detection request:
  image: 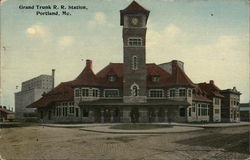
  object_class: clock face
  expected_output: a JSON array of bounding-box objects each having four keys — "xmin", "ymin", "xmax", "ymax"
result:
[{"xmin": 131, "ymin": 17, "xmax": 139, "ymax": 25}]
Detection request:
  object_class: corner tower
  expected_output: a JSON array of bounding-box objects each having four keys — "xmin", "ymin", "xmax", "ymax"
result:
[{"xmin": 120, "ymin": 1, "xmax": 150, "ymax": 103}]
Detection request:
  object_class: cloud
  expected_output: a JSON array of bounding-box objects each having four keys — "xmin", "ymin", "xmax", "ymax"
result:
[
  {"xmin": 147, "ymin": 23, "xmax": 184, "ymax": 49},
  {"xmin": 216, "ymin": 35, "xmax": 239, "ymax": 49},
  {"xmin": 88, "ymin": 12, "xmax": 107, "ymax": 26},
  {"xmin": 94, "ymin": 12, "xmax": 107, "ymax": 24},
  {"xmin": 88, "ymin": 12, "xmax": 114, "ymax": 28},
  {"xmin": 163, "ymin": 24, "xmax": 181, "ymax": 38},
  {"xmin": 58, "ymin": 36, "xmax": 74, "ymax": 47},
  {"xmin": 25, "ymin": 25, "xmax": 48, "ymax": 37}
]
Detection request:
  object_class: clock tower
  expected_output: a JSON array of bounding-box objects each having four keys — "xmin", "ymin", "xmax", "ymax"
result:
[{"xmin": 120, "ymin": 1, "xmax": 150, "ymax": 103}]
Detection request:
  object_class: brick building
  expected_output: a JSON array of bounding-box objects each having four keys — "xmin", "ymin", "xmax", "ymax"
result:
[
  {"xmin": 220, "ymin": 87, "xmax": 241, "ymax": 122},
  {"xmin": 27, "ymin": 1, "xmax": 239, "ymax": 123}
]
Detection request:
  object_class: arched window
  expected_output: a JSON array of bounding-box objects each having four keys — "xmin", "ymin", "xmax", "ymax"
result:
[
  {"xmin": 131, "ymin": 83, "xmax": 139, "ymax": 96},
  {"xmin": 132, "ymin": 86, "xmax": 138, "ymax": 96},
  {"xmin": 132, "ymin": 56, "xmax": 138, "ymax": 70}
]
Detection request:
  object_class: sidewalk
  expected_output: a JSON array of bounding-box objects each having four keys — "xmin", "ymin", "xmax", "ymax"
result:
[
  {"xmin": 168, "ymin": 121, "xmax": 250, "ymax": 128},
  {"xmin": 80, "ymin": 125, "xmax": 204, "ymax": 134},
  {"xmin": 41, "ymin": 121, "xmax": 250, "ymax": 129}
]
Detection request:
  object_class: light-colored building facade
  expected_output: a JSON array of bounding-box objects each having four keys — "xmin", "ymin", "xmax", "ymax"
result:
[{"xmin": 15, "ymin": 71, "xmax": 55, "ymax": 118}]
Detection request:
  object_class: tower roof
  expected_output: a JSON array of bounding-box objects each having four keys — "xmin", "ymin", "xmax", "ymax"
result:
[
  {"xmin": 120, "ymin": 1, "xmax": 150, "ymax": 26},
  {"xmin": 122, "ymin": 1, "xmax": 150, "ymax": 12}
]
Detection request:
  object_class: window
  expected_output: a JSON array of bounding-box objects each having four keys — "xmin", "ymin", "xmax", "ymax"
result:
[
  {"xmin": 108, "ymin": 75, "xmax": 116, "ymax": 82},
  {"xmin": 130, "ymin": 83, "xmax": 139, "ymax": 96},
  {"xmin": 82, "ymin": 107, "xmax": 89, "ymax": 117},
  {"xmin": 149, "ymin": 90, "xmax": 163, "ymax": 97},
  {"xmin": 169, "ymin": 89, "xmax": 176, "ymax": 97},
  {"xmin": 93, "ymin": 89, "xmax": 98, "ymax": 97},
  {"xmin": 179, "ymin": 89, "xmax": 186, "ymax": 97},
  {"xmin": 105, "ymin": 89, "xmax": 119, "ymax": 97},
  {"xmin": 82, "ymin": 89, "xmax": 89, "ymax": 97},
  {"xmin": 58, "ymin": 108, "xmax": 61, "ymax": 117},
  {"xmin": 132, "ymin": 56, "xmax": 138, "ymax": 70},
  {"xmin": 76, "ymin": 108, "xmax": 79, "ymax": 117},
  {"xmin": 152, "ymin": 76, "xmax": 160, "ymax": 82},
  {"xmin": 128, "ymin": 38, "xmax": 142, "ymax": 46},
  {"xmin": 188, "ymin": 89, "xmax": 192, "ymax": 97},
  {"xmin": 180, "ymin": 108, "xmax": 186, "ymax": 117},
  {"xmin": 214, "ymin": 98, "xmax": 220, "ymax": 105},
  {"xmin": 198, "ymin": 104, "xmax": 201, "ymax": 116},
  {"xmin": 69, "ymin": 107, "xmax": 74, "ymax": 114},
  {"xmin": 201, "ymin": 104, "xmax": 208, "ymax": 116},
  {"xmin": 189, "ymin": 108, "xmax": 192, "ymax": 116},
  {"xmin": 192, "ymin": 103, "xmax": 196, "ymax": 112},
  {"xmin": 132, "ymin": 86, "xmax": 138, "ymax": 96},
  {"xmin": 62, "ymin": 107, "xmax": 67, "ymax": 117},
  {"xmin": 75, "ymin": 89, "xmax": 81, "ymax": 97}
]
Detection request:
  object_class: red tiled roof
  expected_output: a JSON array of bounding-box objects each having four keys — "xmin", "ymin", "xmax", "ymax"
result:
[
  {"xmin": 0, "ymin": 108, "xmax": 15, "ymax": 114},
  {"xmin": 198, "ymin": 81, "xmax": 224, "ymax": 98},
  {"xmin": 122, "ymin": 1, "xmax": 149, "ymax": 12},
  {"xmin": 166, "ymin": 60, "xmax": 194, "ymax": 86},
  {"xmin": 27, "ymin": 81, "xmax": 74, "ymax": 108},
  {"xmin": 146, "ymin": 63, "xmax": 171, "ymax": 86},
  {"xmin": 96, "ymin": 63, "xmax": 172, "ymax": 87},
  {"xmin": 27, "ymin": 60, "xmax": 196, "ymax": 108},
  {"xmin": 96, "ymin": 63, "xmax": 123, "ymax": 86},
  {"xmin": 193, "ymin": 94, "xmax": 212, "ymax": 103},
  {"xmin": 96, "ymin": 63, "xmax": 123, "ymax": 78},
  {"xmin": 72, "ymin": 60, "xmax": 100, "ymax": 86},
  {"xmin": 192, "ymin": 86, "xmax": 212, "ymax": 102}
]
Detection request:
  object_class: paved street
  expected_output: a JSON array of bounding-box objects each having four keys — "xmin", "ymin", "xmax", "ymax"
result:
[{"xmin": 0, "ymin": 124, "xmax": 249, "ymax": 160}]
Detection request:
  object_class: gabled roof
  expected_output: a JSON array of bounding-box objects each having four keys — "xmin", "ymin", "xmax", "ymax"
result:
[
  {"xmin": 27, "ymin": 81, "xmax": 74, "ymax": 108},
  {"xmin": 198, "ymin": 80, "xmax": 224, "ymax": 98},
  {"xmin": 96, "ymin": 63, "xmax": 123, "ymax": 78},
  {"xmin": 122, "ymin": 1, "xmax": 149, "ymax": 12},
  {"xmin": 147, "ymin": 63, "xmax": 171, "ymax": 86},
  {"xmin": 96, "ymin": 63, "xmax": 172, "ymax": 87},
  {"xmin": 0, "ymin": 108, "xmax": 15, "ymax": 114},
  {"xmin": 192, "ymin": 85, "xmax": 212, "ymax": 103},
  {"xmin": 120, "ymin": 1, "xmax": 150, "ymax": 26},
  {"xmin": 96, "ymin": 63, "xmax": 123, "ymax": 87},
  {"xmin": 166, "ymin": 60, "xmax": 195, "ymax": 87}
]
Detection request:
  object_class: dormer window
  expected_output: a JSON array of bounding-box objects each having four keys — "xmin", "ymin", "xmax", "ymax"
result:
[
  {"xmin": 152, "ymin": 75, "xmax": 160, "ymax": 82},
  {"xmin": 108, "ymin": 75, "xmax": 116, "ymax": 82}
]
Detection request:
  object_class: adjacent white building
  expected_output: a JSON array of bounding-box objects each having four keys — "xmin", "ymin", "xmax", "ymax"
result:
[{"xmin": 15, "ymin": 70, "xmax": 55, "ymax": 118}]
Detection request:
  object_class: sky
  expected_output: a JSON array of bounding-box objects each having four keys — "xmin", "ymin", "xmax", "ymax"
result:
[{"xmin": 0, "ymin": 0, "xmax": 249, "ymax": 109}]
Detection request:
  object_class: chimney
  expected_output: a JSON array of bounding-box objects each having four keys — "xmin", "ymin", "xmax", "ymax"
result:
[
  {"xmin": 86, "ymin": 59, "xmax": 93, "ymax": 69},
  {"xmin": 210, "ymin": 80, "xmax": 214, "ymax": 85},
  {"xmin": 172, "ymin": 60, "xmax": 178, "ymax": 74},
  {"xmin": 52, "ymin": 69, "xmax": 55, "ymax": 89}
]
